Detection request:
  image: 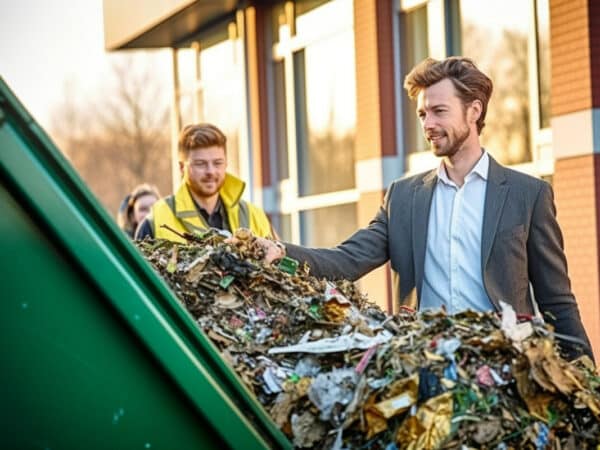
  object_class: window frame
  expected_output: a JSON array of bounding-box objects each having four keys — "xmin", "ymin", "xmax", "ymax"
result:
[
  {"xmin": 398, "ymin": 0, "xmax": 553, "ymax": 178},
  {"xmin": 270, "ymin": 0, "xmax": 359, "ymax": 244},
  {"xmin": 171, "ymin": 12, "xmax": 253, "ymax": 198}
]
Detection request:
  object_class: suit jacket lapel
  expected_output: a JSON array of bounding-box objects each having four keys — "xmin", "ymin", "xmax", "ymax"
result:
[
  {"xmin": 413, "ymin": 170, "xmax": 437, "ymax": 301},
  {"xmin": 481, "ymin": 156, "xmax": 508, "ymax": 270}
]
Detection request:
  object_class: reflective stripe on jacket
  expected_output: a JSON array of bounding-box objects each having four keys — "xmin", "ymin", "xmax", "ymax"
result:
[{"xmin": 151, "ymin": 173, "xmax": 272, "ymax": 243}]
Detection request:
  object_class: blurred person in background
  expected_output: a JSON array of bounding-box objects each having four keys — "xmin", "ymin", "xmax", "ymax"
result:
[
  {"xmin": 117, "ymin": 183, "xmax": 160, "ymax": 238},
  {"xmin": 135, "ymin": 123, "xmax": 275, "ymax": 241}
]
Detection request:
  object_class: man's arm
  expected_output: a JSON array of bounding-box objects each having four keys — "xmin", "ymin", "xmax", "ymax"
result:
[
  {"xmin": 284, "ymin": 205, "xmax": 390, "ymax": 281},
  {"xmin": 527, "ymin": 182, "xmax": 594, "ymax": 360},
  {"xmin": 266, "ymin": 179, "xmax": 403, "ymax": 281}
]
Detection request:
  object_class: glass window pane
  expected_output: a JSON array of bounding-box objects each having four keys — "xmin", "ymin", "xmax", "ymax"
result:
[
  {"xmin": 274, "ymin": 213, "xmax": 292, "ymax": 242},
  {"xmin": 178, "ymin": 94, "xmax": 194, "ymax": 129},
  {"xmin": 294, "ymin": 29, "xmax": 357, "ymax": 196},
  {"xmin": 300, "ymin": 203, "xmax": 357, "ymax": 247},
  {"xmin": 401, "ymin": 6, "xmax": 429, "ymax": 153},
  {"xmin": 446, "ymin": 0, "xmax": 462, "ymax": 55},
  {"xmin": 176, "ymin": 48, "xmax": 196, "ymax": 94},
  {"xmin": 199, "ymin": 37, "xmax": 245, "ymax": 177},
  {"xmin": 459, "ymin": 0, "xmax": 531, "ymax": 165},
  {"xmin": 536, "ymin": 0, "xmax": 551, "ymax": 129}
]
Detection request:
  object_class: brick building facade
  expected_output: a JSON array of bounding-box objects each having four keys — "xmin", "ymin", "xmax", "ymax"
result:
[{"xmin": 104, "ymin": 0, "xmax": 600, "ymax": 355}]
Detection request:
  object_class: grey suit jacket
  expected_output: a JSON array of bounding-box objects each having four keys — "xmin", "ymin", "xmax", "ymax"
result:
[{"xmin": 286, "ymin": 156, "xmax": 592, "ymax": 358}]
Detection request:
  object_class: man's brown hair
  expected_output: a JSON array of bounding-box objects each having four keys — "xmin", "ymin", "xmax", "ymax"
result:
[
  {"xmin": 178, "ymin": 123, "xmax": 227, "ymax": 159},
  {"xmin": 404, "ymin": 56, "xmax": 493, "ymax": 134}
]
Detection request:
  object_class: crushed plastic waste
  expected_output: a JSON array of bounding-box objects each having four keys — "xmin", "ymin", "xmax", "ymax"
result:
[{"xmin": 137, "ymin": 229, "xmax": 600, "ymax": 449}]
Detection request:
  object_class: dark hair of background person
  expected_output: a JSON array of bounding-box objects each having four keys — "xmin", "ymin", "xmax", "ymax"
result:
[{"xmin": 117, "ymin": 183, "xmax": 160, "ymax": 238}]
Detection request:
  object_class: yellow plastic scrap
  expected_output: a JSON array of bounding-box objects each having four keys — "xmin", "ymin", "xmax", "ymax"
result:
[
  {"xmin": 576, "ymin": 391, "xmax": 600, "ymax": 419},
  {"xmin": 322, "ymin": 298, "xmax": 351, "ymax": 323},
  {"xmin": 373, "ymin": 373, "xmax": 419, "ymax": 419},
  {"xmin": 423, "ymin": 350, "xmax": 445, "ymax": 362},
  {"xmin": 364, "ymin": 373, "xmax": 419, "ymax": 439},
  {"xmin": 396, "ymin": 392, "xmax": 453, "ymax": 450},
  {"xmin": 395, "ymin": 414, "xmax": 424, "ymax": 448},
  {"xmin": 364, "ymin": 394, "xmax": 389, "ymax": 438},
  {"xmin": 166, "ymin": 245, "xmax": 178, "ymax": 273}
]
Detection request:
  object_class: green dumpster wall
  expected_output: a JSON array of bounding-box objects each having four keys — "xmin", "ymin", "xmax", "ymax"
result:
[
  {"xmin": 0, "ymin": 183, "xmax": 229, "ymax": 449},
  {"xmin": 0, "ymin": 77, "xmax": 291, "ymax": 450}
]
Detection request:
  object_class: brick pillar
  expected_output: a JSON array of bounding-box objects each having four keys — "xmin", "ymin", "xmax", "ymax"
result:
[
  {"xmin": 353, "ymin": 0, "xmax": 400, "ymax": 312},
  {"xmin": 551, "ymin": 0, "xmax": 600, "ymax": 355}
]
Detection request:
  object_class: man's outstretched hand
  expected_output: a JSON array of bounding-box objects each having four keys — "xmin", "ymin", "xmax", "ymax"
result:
[
  {"xmin": 254, "ymin": 236, "xmax": 286, "ymax": 263},
  {"xmin": 224, "ymin": 229, "xmax": 286, "ymax": 264}
]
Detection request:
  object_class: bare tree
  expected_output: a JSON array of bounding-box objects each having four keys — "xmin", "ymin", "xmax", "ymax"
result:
[{"xmin": 50, "ymin": 54, "xmax": 172, "ymax": 217}]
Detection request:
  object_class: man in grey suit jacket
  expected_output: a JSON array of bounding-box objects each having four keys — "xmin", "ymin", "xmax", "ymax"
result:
[{"xmin": 258, "ymin": 56, "xmax": 593, "ymax": 360}]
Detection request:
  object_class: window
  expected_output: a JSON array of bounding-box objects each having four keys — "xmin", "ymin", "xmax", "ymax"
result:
[
  {"xmin": 400, "ymin": 5, "xmax": 428, "ymax": 154},
  {"xmin": 457, "ymin": 0, "xmax": 531, "ymax": 165},
  {"xmin": 197, "ymin": 38, "xmax": 246, "ymax": 177},
  {"xmin": 271, "ymin": 0, "xmax": 358, "ymax": 245},
  {"xmin": 293, "ymin": 32, "xmax": 356, "ymax": 196},
  {"xmin": 174, "ymin": 20, "xmax": 249, "ymax": 182},
  {"xmin": 301, "ymin": 203, "xmax": 357, "ymax": 247},
  {"xmin": 399, "ymin": 0, "xmax": 552, "ymax": 175}
]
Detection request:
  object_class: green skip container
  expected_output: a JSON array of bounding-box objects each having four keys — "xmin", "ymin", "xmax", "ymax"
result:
[{"xmin": 0, "ymin": 77, "xmax": 291, "ymax": 450}]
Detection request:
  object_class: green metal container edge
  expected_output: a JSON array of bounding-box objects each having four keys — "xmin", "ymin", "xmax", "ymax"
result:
[{"xmin": 0, "ymin": 76, "xmax": 291, "ymax": 450}]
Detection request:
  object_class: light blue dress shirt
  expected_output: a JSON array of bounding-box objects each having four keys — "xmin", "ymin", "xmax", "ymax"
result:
[{"xmin": 420, "ymin": 151, "xmax": 495, "ymax": 314}]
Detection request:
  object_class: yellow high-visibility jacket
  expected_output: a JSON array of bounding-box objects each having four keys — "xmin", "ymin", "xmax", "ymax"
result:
[{"xmin": 150, "ymin": 173, "xmax": 272, "ymax": 243}]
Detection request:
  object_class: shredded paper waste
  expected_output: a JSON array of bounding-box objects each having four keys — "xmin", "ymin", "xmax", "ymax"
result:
[{"xmin": 137, "ymin": 229, "xmax": 600, "ymax": 449}]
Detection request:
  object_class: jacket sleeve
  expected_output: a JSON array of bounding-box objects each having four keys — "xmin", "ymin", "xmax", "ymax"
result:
[
  {"xmin": 134, "ymin": 217, "xmax": 154, "ymax": 240},
  {"xmin": 285, "ymin": 189, "xmax": 392, "ymax": 281},
  {"xmin": 527, "ymin": 182, "xmax": 594, "ymax": 360}
]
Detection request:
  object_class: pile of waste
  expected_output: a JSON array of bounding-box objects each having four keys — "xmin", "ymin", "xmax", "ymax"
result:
[{"xmin": 137, "ymin": 229, "xmax": 600, "ymax": 449}]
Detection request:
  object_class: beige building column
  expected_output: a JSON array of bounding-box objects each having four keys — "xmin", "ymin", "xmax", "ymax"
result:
[{"xmin": 243, "ymin": 4, "xmax": 273, "ymax": 209}]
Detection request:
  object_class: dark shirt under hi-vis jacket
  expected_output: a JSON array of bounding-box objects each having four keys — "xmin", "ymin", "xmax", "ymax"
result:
[{"xmin": 137, "ymin": 173, "xmax": 272, "ymax": 243}]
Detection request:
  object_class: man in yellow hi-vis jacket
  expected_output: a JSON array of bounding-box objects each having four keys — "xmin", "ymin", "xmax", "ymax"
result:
[{"xmin": 135, "ymin": 123, "xmax": 274, "ymax": 243}]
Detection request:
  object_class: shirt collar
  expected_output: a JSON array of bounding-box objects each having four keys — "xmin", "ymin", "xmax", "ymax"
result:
[
  {"xmin": 437, "ymin": 150, "xmax": 489, "ymax": 186},
  {"xmin": 193, "ymin": 195, "xmax": 224, "ymax": 216}
]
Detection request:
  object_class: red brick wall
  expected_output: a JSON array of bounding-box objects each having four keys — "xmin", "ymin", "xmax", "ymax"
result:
[
  {"xmin": 354, "ymin": 0, "xmax": 381, "ymax": 161},
  {"xmin": 554, "ymin": 155, "xmax": 600, "ymax": 356},
  {"xmin": 551, "ymin": 0, "xmax": 600, "ymax": 355},
  {"xmin": 551, "ymin": 0, "xmax": 591, "ymax": 116},
  {"xmin": 353, "ymin": 0, "xmax": 397, "ymax": 160}
]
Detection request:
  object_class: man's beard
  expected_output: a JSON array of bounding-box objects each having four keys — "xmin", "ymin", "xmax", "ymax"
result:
[
  {"xmin": 430, "ymin": 124, "xmax": 471, "ymax": 158},
  {"xmin": 190, "ymin": 176, "xmax": 224, "ymax": 198}
]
